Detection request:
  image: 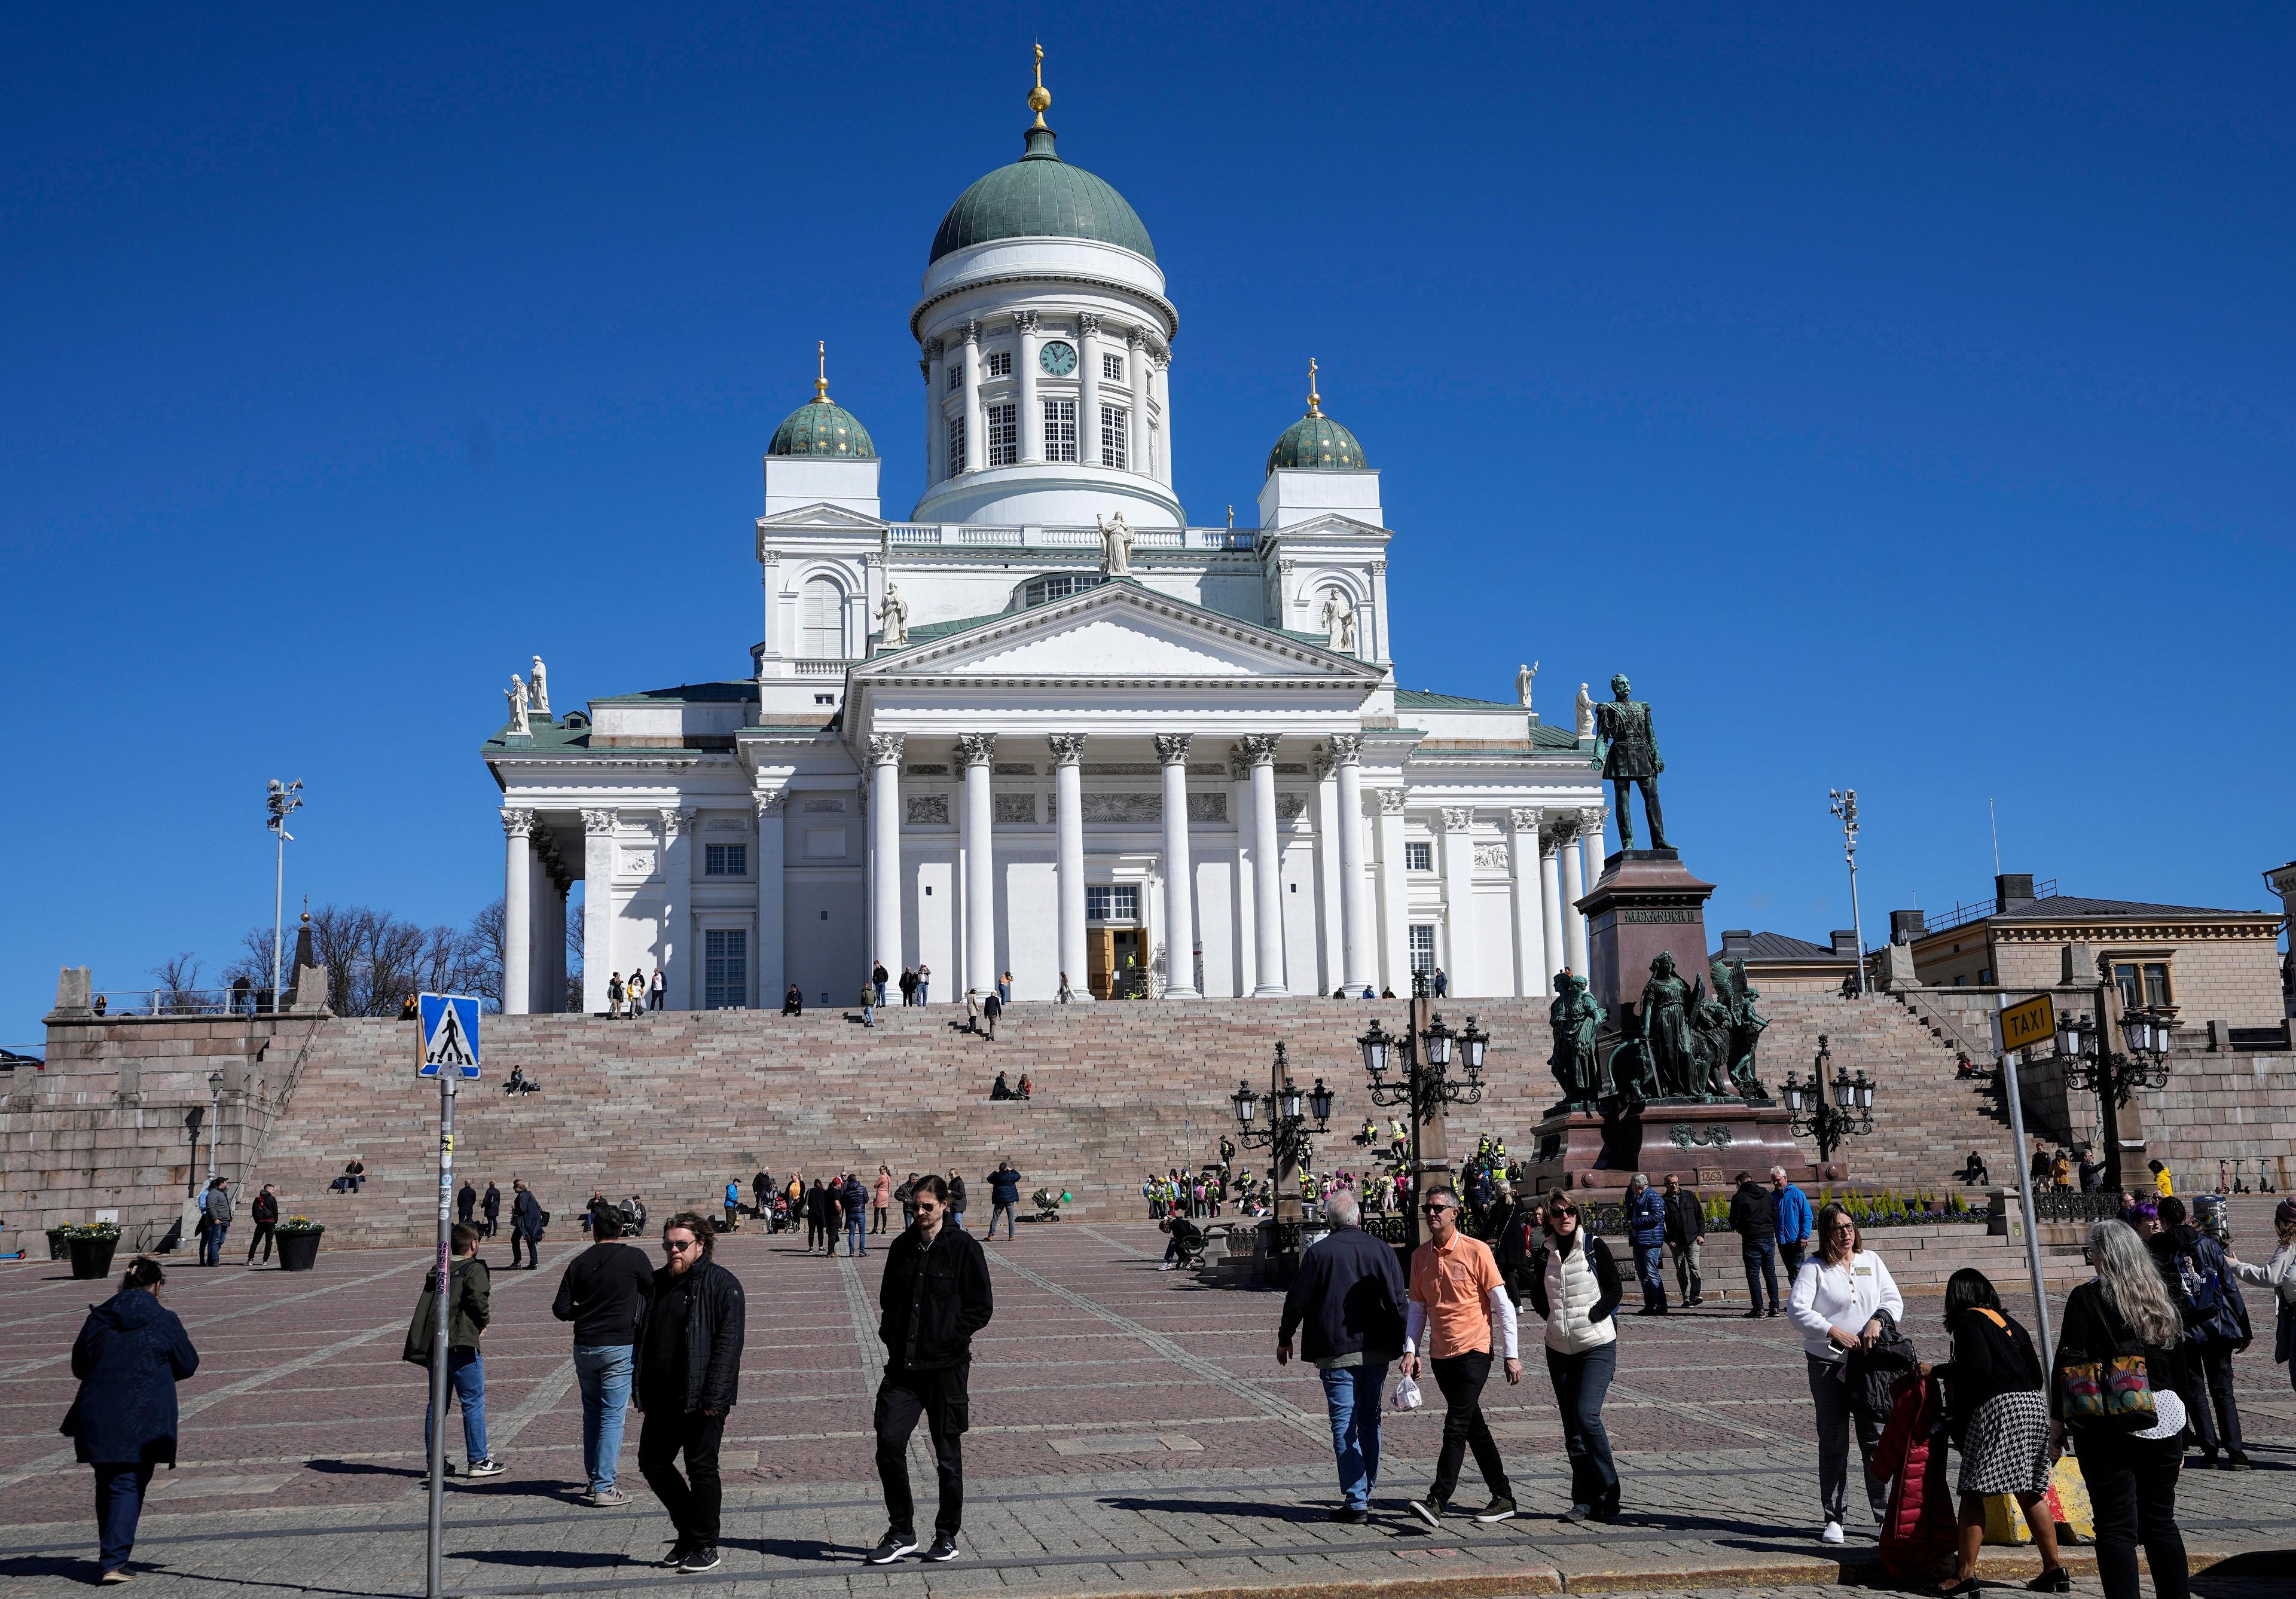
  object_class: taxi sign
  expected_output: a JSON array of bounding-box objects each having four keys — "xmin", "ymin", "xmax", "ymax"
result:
[
  {"xmin": 1998, "ymin": 993, "xmax": 2056, "ymax": 1058},
  {"xmin": 417, "ymin": 993, "xmax": 481, "ymax": 1078}
]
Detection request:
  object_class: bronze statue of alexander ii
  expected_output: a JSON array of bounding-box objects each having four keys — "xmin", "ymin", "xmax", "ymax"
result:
[{"xmin": 1594, "ymin": 673, "xmax": 1666, "ymax": 849}]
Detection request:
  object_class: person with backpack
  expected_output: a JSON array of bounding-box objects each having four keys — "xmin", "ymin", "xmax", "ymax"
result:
[
  {"xmin": 2051, "ymin": 1221, "xmax": 2193, "ymax": 1599},
  {"xmin": 403, "ymin": 1223, "xmax": 505, "ymax": 1480},
  {"xmin": 1926, "ymin": 1268, "xmax": 2067, "ymax": 1595},
  {"xmin": 2146, "ymin": 1194, "xmax": 2251, "ymax": 1469},
  {"xmin": 245, "ymin": 1184, "xmax": 279, "ymax": 1265},
  {"xmin": 1517, "ymin": 1190, "xmax": 1624, "ymax": 1522},
  {"xmin": 510, "ymin": 1179, "xmax": 545, "ymax": 1269},
  {"xmin": 62, "ymin": 1255, "xmax": 200, "ymax": 1583},
  {"xmin": 987, "ymin": 1162, "xmax": 1022, "ymax": 1239}
]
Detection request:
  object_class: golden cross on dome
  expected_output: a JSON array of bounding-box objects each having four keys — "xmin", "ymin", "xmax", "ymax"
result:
[
  {"xmin": 1307, "ymin": 357, "xmax": 1322, "ymax": 417},
  {"xmin": 1029, "ymin": 42, "xmax": 1051, "ymax": 127},
  {"xmin": 816, "ymin": 340, "xmax": 829, "ymax": 402}
]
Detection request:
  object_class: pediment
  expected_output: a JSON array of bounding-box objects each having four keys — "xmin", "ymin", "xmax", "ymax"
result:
[
  {"xmin": 755, "ymin": 502, "xmax": 889, "ymax": 530},
  {"xmin": 1265, "ymin": 512, "xmax": 1390, "ymax": 542},
  {"xmin": 856, "ymin": 582, "xmax": 1379, "ymax": 684}
]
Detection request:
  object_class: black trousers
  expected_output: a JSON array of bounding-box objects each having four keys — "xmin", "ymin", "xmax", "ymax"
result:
[
  {"xmin": 638, "ymin": 1407, "xmax": 725, "ymax": 1548},
  {"xmin": 1428, "ymin": 1350, "xmax": 1510, "ymax": 1505},
  {"xmin": 245, "ymin": 1221, "xmax": 276, "ymax": 1262},
  {"xmin": 511, "ymin": 1228, "xmax": 540, "ymax": 1267},
  {"xmin": 2077, "ymin": 1429, "xmax": 2187, "ymax": 1599},
  {"xmin": 875, "ymin": 1362, "xmax": 969, "ymax": 1539},
  {"xmin": 2182, "ymin": 1341, "xmax": 2243, "ymax": 1452}
]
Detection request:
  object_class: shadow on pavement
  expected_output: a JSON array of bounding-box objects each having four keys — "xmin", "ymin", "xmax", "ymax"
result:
[{"xmin": 1101, "ymin": 1496, "xmax": 1331, "ymax": 1524}]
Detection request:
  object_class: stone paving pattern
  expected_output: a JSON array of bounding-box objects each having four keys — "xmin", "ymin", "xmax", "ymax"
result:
[{"xmin": 2, "ymin": 1215, "xmax": 2291, "ymax": 1598}]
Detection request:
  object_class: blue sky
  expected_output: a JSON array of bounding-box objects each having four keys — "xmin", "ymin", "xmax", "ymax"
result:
[{"xmin": 5, "ymin": 6, "xmax": 2291, "ymax": 1043}]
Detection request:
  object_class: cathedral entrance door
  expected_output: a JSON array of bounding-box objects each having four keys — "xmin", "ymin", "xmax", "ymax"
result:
[{"xmin": 1087, "ymin": 928, "xmax": 1142, "ymax": 999}]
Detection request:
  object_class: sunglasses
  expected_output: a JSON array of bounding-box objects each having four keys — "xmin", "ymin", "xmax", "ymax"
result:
[
  {"xmin": 1552, "ymin": 1205, "xmax": 1580, "ymax": 1217},
  {"xmin": 1421, "ymin": 1203, "xmax": 1454, "ymax": 1215},
  {"xmin": 662, "ymin": 1237, "xmax": 701, "ymax": 1253}
]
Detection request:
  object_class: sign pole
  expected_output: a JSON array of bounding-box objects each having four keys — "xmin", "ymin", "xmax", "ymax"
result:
[
  {"xmin": 1998, "ymin": 1044, "xmax": 2053, "ymax": 1358},
  {"xmin": 428, "ymin": 1064, "xmax": 454, "ymax": 1598}
]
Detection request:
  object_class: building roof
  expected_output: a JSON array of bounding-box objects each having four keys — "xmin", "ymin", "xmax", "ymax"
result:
[
  {"xmin": 587, "ymin": 681, "xmax": 760, "ymax": 707},
  {"xmin": 1266, "ymin": 410, "xmax": 1368, "ymax": 473},
  {"xmin": 1396, "ymin": 687, "xmax": 1521, "ymax": 711},
  {"xmin": 768, "ymin": 396, "xmax": 875, "ymax": 458},
  {"xmin": 1987, "ymin": 894, "xmax": 2271, "ymax": 922},
  {"xmin": 1715, "ymin": 932, "xmax": 1846, "ymax": 962},
  {"xmin": 930, "ymin": 124, "xmax": 1155, "ymax": 265}
]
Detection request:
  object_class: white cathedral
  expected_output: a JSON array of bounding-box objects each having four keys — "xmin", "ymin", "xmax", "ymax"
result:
[{"xmin": 487, "ymin": 66, "xmax": 1611, "ymax": 1014}]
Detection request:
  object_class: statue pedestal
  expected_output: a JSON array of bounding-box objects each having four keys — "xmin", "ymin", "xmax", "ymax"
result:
[
  {"xmin": 1580, "ymin": 848, "xmax": 1716, "ymax": 1016},
  {"xmin": 1526, "ymin": 1099, "xmax": 1846, "ymax": 1194}
]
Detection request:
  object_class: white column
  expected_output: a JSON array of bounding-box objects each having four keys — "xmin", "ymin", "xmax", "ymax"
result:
[
  {"xmin": 502, "ymin": 808, "xmax": 533, "ymax": 1016},
  {"xmin": 1153, "ymin": 733, "xmax": 1197, "ymax": 999},
  {"xmin": 1367, "ymin": 560, "xmax": 1390, "ymax": 664},
  {"xmin": 661, "ymin": 808, "xmax": 695, "ymax": 1010},
  {"xmin": 1508, "ymin": 808, "xmax": 1548, "ymax": 998},
  {"xmin": 1079, "ymin": 313, "xmax": 1101, "ymax": 469},
  {"xmin": 958, "ymin": 733, "xmax": 996, "ymax": 994},
  {"xmin": 755, "ymin": 790, "xmax": 786, "ymax": 1009},
  {"xmin": 1312, "ymin": 750, "xmax": 1342, "ymax": 994},
  {"xmin": 1540, "ymin": 828, "xmax": 1568, "ymax": 985},
  {"xmin": 1229, "ymin": 752, "xmax": 1256, "ymax": 996},
  {"xmin": 924, "ymin": 340, "xmax": 943, "ymax": 484},
  {"xmin": 1016, "ymin": 312, "xmax": 1041, "ymax": 462},
  {"xmin": 1559, "ymin": 815, "xmax": 1590, "ymax": 979},
  {"xmin": 960, "ymin": 322, "xmax": 983, "ymax": 473},
  {"xmin": 1332, "ymin": 736, "xmax": 1375, "ymax": 992},
  {"xmin": 1439, "ymin": 807, "xmax": 1477, "ymax": 998},
  {"xmin": 1050, "ymin": 735, "xmax": 1091, "ymax": 1000},
  {"xmin": 1241, "ymin": 734, "xmax": 1286, "ymax": 995},
  {"xmin": 1153, "ymin": 353, "xmax": 1173, "ymax": 486},
  {"xmin": 1127, "ymin": 329, "xmax": 1148, "ymax": 473},
  {"xmin": 868, "ymin": 735, "xmax": 903, "ymax": 979},
  {"xmin": 581, "ymin": 809, "xmax": 615, "ymax": 1014},
  {"xmin": 1375, "ymin": 788, "xmax": 1409, "ymax": 993},
  {"xmin": 1581, "ymin": 804, "xmax": 1610, "ymax": 886}
]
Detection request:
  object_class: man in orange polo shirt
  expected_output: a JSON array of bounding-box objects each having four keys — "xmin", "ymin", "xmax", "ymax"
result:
[{"xmin": 1402, "ymin": 1185, "xmax": 1521, "ymax": 1525}]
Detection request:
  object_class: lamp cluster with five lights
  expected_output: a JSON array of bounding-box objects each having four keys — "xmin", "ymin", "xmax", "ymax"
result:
[{"xmin": 1779, "ymin": 1034, "xmax": 1876, "ymax": 1164}]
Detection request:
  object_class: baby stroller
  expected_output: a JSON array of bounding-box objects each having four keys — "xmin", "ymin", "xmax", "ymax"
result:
[{"xmin": 1031, "ymin": 1187, "xmax": 1070, "ymax": 1223}]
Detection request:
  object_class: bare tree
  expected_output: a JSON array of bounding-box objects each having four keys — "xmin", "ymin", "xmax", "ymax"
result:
[
  {"xmin": 232, "ymin": 901, "xmax": 508, "ymax": 1017},
  {"xmin": 148, "ymin": 953, "xmax": 205, "ymax": 1013}
]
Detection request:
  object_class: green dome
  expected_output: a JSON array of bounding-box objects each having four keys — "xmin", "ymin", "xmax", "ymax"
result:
[
  {"xmin": 930, "ymin": 126, "xmax": 1155, "ymax": 265},
  {"xmin": 768, "ymin": 395, "xmax": 875, "ymax": 458},
  {"xmin": 1266, "ymin": 411, "xmax": 1369, "ymax": 474}
]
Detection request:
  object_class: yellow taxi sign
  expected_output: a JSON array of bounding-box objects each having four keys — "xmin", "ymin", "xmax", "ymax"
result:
[{"xmin": 1999, "ymin": 993, "xmax": 2056, "ymax": 1057}]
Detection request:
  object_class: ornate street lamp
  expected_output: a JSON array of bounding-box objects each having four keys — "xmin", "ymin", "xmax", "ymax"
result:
[
  {"xmin": 1355, "ymin": 971, "xmax": 1494, "ymax": 1251},
  {"xmin": 1232, "ymin": 1042, "xmax": 1332, "ymax": 1225},
  {"xmin": 1781, "ymin": 1035, "xmax": 1875, "ymax": 1166},
  {"xmin": 2055, "ymin": 961, "xmax": 2179, "ymax": 1191}
]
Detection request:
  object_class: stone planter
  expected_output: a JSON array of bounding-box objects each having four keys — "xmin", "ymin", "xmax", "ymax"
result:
[
  {"xmin": 68, "ymin": 1236, "xmax": 119, "ymax": 1280},
  {"xmin": 46, "ymin": 1228, "xmax": 70, "ymax": 1262},
  {"xmin": 276, "ymin": 1231, "xmax": 323, "ymax": 1272}
]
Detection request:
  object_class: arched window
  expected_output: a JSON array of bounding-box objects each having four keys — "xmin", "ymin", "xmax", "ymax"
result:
[{"xmin": 800, "ymin": 578, "xmax": 844, "ymax": 659}]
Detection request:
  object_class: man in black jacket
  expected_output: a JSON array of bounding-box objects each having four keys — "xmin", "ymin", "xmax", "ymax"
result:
[
  {"xmin": 1660, "ymin": 1173, "xmax": 1704, "ymax": 1307},
  {"xmin": 553, "ymin": 1201, "xmax": 658, "ymax": 1506},
  {"xmin": 510, "ymin": 1179, "xmax": 545, "ymax": 1270},
  {"xmin": 637, "ymin": 1210, "xmax": 745, "ymax": 1574},
  {"xmin": 1277, "ymin": 1190, "xmax": 1407, "ymax": 1521},
  {"xmin": 245, "ymin": 1184, "xmax": 280, "ymax": 1265},
  {"xmin": 866, "ymin": 1175, "xmax": 994, "ymax": 1566},
  {"xmin": 457, "ymin": 1179, "xmax": 477, "ymax": 1227},
  {"xmin": 481, "ymin": 1181, "xmax": 500, "ymax": 1238},
  {"xmin": 1727, "ymin": 1172, "xmax": 1778, "ymax": 1317}
]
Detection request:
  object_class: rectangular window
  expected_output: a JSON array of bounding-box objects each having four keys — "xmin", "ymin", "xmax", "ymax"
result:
[
  {"xmin": 1103, "ymin": 351, "xmax": 1124, "ymax": 381},
  {"xmin": 2113, "ymin": 962, "xmax": 2173, "ymax": 1008},
  {"xmin": 1409, "ymin": 925, "xmax": 1437, "ymax": 975},
  {"xmin": 985, "ymin": 402, "xmax": 1017, "ymax": 467},
  {"xmin": 704, "ymin": 843, "xmax": 747, "ymax": 877},
  {"xmin": 947, "ymin": 415, "xmax": 966, "ymax": 474},
  {"xmin": 1405, "ymin": 841, "xmax": 1433, "ymax": 873},
  {"xmin": 986, "ymin": 350, "xmax": 1011, "ymax": 378},
  {"xmin": 1101, "ymin": 404, "xmax": 1128, "ymax": 469},
  {"xmin": 704, "ymin": 928, "xmax": 747, "ymax": 1010},
  {"xmin": 1085, "ymin": 885, "xmax": 1140, "ymax": 922},
  {"xmin": 948, "ymin": 364, "xmax": 961, "ymax": 393},
  {"xmin": 1043, "ymin": 399, "xmax": 1077, "ymax": 463}
]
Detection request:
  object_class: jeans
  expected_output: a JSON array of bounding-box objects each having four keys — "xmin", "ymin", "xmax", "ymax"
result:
[
  {"xmin": 847, "ymin": 1215, "xmax": 867, "ymax": 1255},
  {"xmin": 990, "ymin": 1202, "xmax": 1015, "ymax": 1239},
  {"xmin": 876, "ymin": 1363, "xmax": 969, "ymax": 1539},
  {"xmin": 917, "ymin": 983, "xmax": 928, "ymax": 1004},
  {"xmin": 950, "ymin": 1210, "xmax": 965, "ymax": 1230},
  {"xmin": 863, "ymin": 1002, "xmax": 874, "ymax": 1026},
  {"xmin": 1630, "ymin": 1241, "xmax": 1668, "ymax": 1311},
  {"xmin": 246, "ymin": 1221, "xmax": 276, "ymax": 1263},
  {"xmin": 639, "ymin": 1407, "xmax": 725, "ymax": 1549},
  {"xmin": 2077, "ymin": 1428, "xmax": 2188, "ymax": 1599},
  {"xmin": 1546, "ymin": 1341, "xmax": 1619, "ymax": 1515},
  {"xmin": 425, "ymin": 1348, "xmax": 489, "ymax": 1464},
  {"xmin": 92, "ymin": 1463, "xmax": 154, "ymax": 1573},
  {"xmin": 874, "ymin": 982, "xmax": 887, "ymax": 1005},
  {"xmin": 1779, "ymin": 1239, "xmax": 1808, "ymax": 1292},
  {"xmin": 1742, "ymin": 1240, "xmax": 1779, "ymax": 1310},
  {"xmin": 1805, "ymin": 1353, "xmax": 1883, "ymax": 1524},
  {"xmin": 1669, "ymin": 1237, "xmax": 1703, "ymax": 1300},
  {"xmin": 2184, "ymin": 1340, "xmax": 2243, "ymax": 1453},
  {"xmin": 200, "ymin": 1220, "xmax": 229, "ymax": 1267},
  {"xmin": 573, "ymin": 1344, "xmax": 634, "ymax": 1494},
  {"xmin": 1427, "ymin": 1350, "xmax": 1510, "ymax": 1505},
  {"xmin": 1317, "ymin": 1360, "xmax": 1389, "ymax": 1509}
]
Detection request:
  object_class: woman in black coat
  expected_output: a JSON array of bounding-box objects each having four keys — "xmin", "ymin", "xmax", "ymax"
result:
[{"xmin": 62, "ymin": 1256, "xmax": 200, "ymax": 1583}]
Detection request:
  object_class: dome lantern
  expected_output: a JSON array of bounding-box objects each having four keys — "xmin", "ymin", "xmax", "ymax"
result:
[
  {"xmin": 767, "ymin": 341, "xmax": 876, "ymax": 458},
  {"xmin": 1266, "ymin": 357, "xmax": 1369, "ymax": 473}
]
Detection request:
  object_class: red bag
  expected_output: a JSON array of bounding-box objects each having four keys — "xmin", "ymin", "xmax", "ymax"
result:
[{"xmin": 1868, "ymin": 1372, "xmax": 1956, "ymax": 1579}]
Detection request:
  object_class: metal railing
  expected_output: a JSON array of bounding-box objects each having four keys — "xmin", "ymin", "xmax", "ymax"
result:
[
  {"xmin": 2034, "ymin": 1188, "xmax": 2125, "ymax": 1225},
  {"xmin": 1916, "ymin": 879, "xmax": 2059, "ymax": 938},
  {"xmin": 77, "ymin": 986, "xmax": 290, "ymax": 1019}
]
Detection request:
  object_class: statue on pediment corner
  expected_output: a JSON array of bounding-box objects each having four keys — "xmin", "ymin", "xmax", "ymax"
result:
[{"xmin": 1096, "ymin": 512, "xmax": 1133, "ymax": 577}]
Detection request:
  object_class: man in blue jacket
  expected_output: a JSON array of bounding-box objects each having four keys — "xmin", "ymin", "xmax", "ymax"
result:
[
  {"xmin": 987, "ymin": 1162, "xmax": 1022, "ymax": 1240},
  {"xmin": 1277, "ymin": 1190, "xmax": 1409, "ymax": 1521},
  {"xmin": 1770, "ymin": 1166, "xmax": 1814, "ymax": 1291},
  {"xmin": 1623, "ymin": 1174, "xmax": 1669, "ymax": 1315}
]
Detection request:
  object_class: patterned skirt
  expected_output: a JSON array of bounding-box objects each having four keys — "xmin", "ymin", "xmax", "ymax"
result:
[{"xmin": 1959, "ymin": 1389, "xmax": 2053, "ymax": 1497}]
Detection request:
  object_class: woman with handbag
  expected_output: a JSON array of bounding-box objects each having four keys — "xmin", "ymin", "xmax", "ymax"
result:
[
  {"xmin": 2224, "ymin": 1196, "xmax": 2296, "ymax": 1393},
  {"xmin": 1785, "ymin": 1201, "xmax": 1904, "ymax": 1545},
  {"xmin": 1926, "ymin": 1268, "xmax": 2067, "ymax": 1595},
  {"xmin": 2050, "ymin": 1220, "xmax": 2192, "ymax": 1599}
]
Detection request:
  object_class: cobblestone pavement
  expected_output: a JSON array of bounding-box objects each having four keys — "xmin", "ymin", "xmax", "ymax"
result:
[{"xmin": 2, "ymin": 1221, "xmax": 2290, "ymax": 1598}]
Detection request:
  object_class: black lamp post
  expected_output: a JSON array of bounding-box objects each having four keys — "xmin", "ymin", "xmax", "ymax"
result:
[
  {"xmin": 1230, "ymin": 1042, "xmax": 1333, "ymax": 1224},
  {"xmin": 1356, "ymin": 971, "xmax": 1490, "ymax": 1251},
  {"xmin": 1780, "ymin": 1034, "xmax": 1875, "ymax": 1167},
  {"xmin": 2054, "ymin": 961, "xmax": 2177, "ymax": 1193}
]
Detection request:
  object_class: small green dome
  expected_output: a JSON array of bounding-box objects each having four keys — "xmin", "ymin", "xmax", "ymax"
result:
[
  {"xmin": 768, "ymin": 395, "xmax": 875, "ymax": 458},
  {"xmin": 930, "ymin": 126, "xmax": 1155, "ymax": 265},
  {"xmin": 1266, "ymin": 411, "xmax": 1369, "ymax": 474}
]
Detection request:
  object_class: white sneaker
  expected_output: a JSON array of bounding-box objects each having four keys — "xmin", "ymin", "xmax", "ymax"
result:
[{"xmin": 1820, "ymin": 1521, "xmax": 1845, "ymax": 1546}]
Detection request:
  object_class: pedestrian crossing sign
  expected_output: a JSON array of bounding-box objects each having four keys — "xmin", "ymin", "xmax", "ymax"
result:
[{"xmin": 417, "ymin": 993, "xmax": 482, "ymax": 1078}]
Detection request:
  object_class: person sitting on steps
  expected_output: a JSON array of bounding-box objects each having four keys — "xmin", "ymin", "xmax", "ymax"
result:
[
  {"xmin": 990, "ymin": 1072, "xmax": 1014, "ymax": 1101},
  {"xmin": 504, "ymin": 1065, "xmax": 539, "ymax": 1096}
]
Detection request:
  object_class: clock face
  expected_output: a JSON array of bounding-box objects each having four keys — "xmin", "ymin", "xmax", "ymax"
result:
[{"xmin": 1039, "ymin": 340, "xmax": 1078, "ymax": 376}]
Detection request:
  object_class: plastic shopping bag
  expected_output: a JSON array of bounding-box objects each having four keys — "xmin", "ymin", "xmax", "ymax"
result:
[{"xmin": 1390, "ymin": 1374, "xmax": 1423, "ymax": 1412}]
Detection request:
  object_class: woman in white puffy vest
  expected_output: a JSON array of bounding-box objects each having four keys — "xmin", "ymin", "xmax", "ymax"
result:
[{"xmin": 1513, "ymin": 1188, "xmax": 1625, "ymax": 1522}]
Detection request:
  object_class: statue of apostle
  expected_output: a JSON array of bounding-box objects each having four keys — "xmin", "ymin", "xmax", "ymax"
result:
[
  {"xmin": 1546, "ymin": 970, "xmax": 1607, "ymax": 1109},
  {"xmin": 1594, "ymin": 673, "xmax": 1668, "ymax": 849},
  {"xmin": 1638, "ymin": 952, "xmax": 1697, "ymax": 1097},
  {"xmin": 1096, "ymin": 511, "xmax": 1134, "ymax": 577},
  {"xmin": 505, "ymin": 675, "xmax": 530, "ymax": 736},
  {"xmin": 877, "ymin": 583, "xmax": 909, "ymax": 648},
  {"xmin": 1320, "ymin": 589, "xmax": 1356, "ymax": 653},
  {"xmin": 1516, "ymin": 661, "xmax": 1538, "ymax": 710},
  {"xmin": 528, "ymin": 655, "xmax": 549, "ymax": 716}
]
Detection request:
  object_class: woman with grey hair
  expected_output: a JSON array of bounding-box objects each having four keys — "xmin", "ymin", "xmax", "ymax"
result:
[{"xmin": 2050, "ymin": 1220, "xmax": 2192, "ymax": 1599}]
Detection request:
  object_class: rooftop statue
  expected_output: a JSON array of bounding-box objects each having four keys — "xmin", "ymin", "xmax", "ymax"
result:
[
  {"xmin": 1517, "ymin": 661, "xmax": 1538, "ymax": 710},
  {"xmin": 877, "ymin": 583, "xmax": 909, "ymax": 648},
  {"xmin": 529, "ymin": 656, "xmax": 549, "ymax": 716},
  {"xmin": 505, "ymin": 675, "xmax": 530, "ymax": 736},
  {"xmin": 1096, "ymin": 511, "xmax": 1133, "ymax": 577},
  {"xmin": 1575, "ymin": 682, "xmax": 1595, "ymax": 739},
  {"xmin": 1593, "ymin": 673, "xmax": 1667, "ymax": 849}
]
